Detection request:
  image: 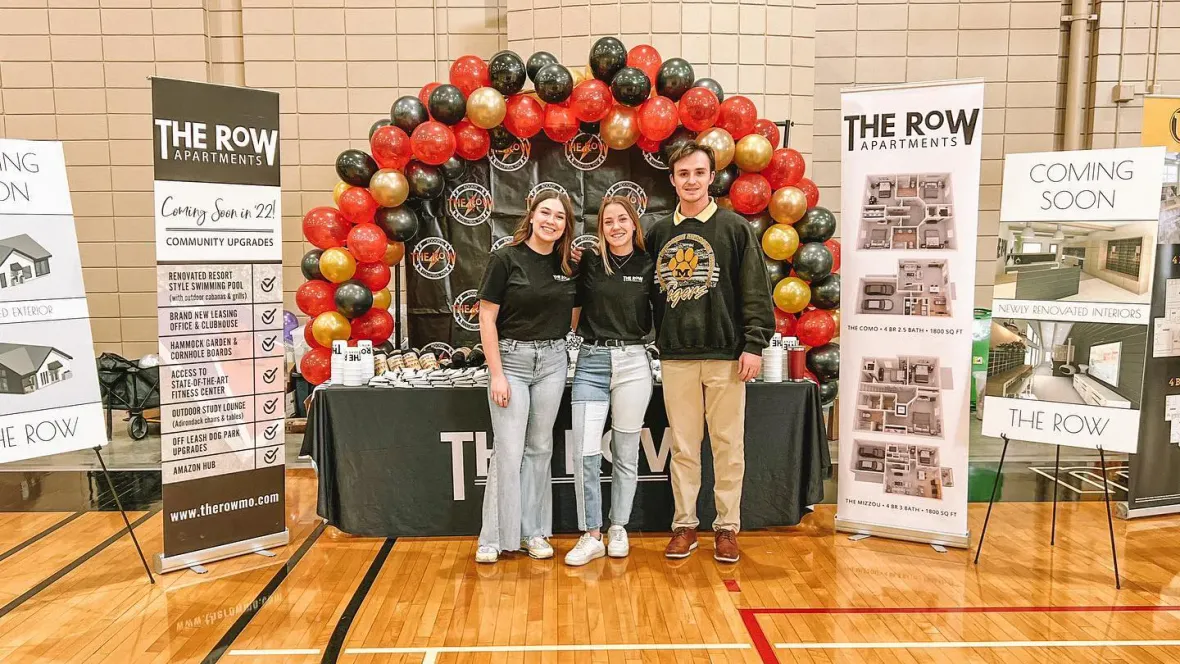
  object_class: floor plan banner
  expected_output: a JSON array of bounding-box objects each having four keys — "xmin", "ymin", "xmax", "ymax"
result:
[
  {"xmin": 0, "ymin": 139, "xmax": 106, "ymax": 465},
  {"xmin": 837, "ymin": 80, "xmax": 984, "ymax": 547}
]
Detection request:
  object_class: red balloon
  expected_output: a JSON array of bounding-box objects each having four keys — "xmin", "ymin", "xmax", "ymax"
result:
[
  {"xmin": 569, "ymin": 80, "xmax": 614, "ymax": 123},
  {"xmin": 354, "ymin": 261, "xmax": 391, "ymax": 291},
  {"xmin": 716, "ymin": 96, "xmax": 757, "ymax": 139},
  {"xmin": 370, "ymin": 125, "xmax": 413, "ymax": 171},
  {"xmin": 753, "ymin": 119, "xmax": 780, "ymax": 147},
  {"xmin": 351, "ymin": 308, "xmax": 394, "ymax": 345},
  {"xmin": 729, "ymin": 173, "xmax": 772, "ymax": 215},
  {"xmin": 296, "ymin": 280, "xmax": 337, "ymax": 317},
  {"xmin": 824, "ymin": 239, "xmax": 841, "ymax": 272},
  {"xmin": 449, "ymin": 55, "xmax": 490, "ymax": 96},
  {"xmin": 338, "ymin": 187, "xmax": 378, "ymax": 224},
  {"xmin": 346, "ymin": 223, "xmax": 388, "ymax": 263},
  {"xmin": 636, "ymin": 135, "xmax": 661, "ymax": 153},
  {"xmin": 797, "ymin": 177, "xmax": 820, "ymax": 208},
  {"xmin": 762, "ymin": 148, "xmax": 806, "ymax": 189},
  {"xmin": 410, "ymin": 121, "xmax": 457, "ymax": 166},
  {"xmin": 637, "ymin": 96, "xmax": 678, "ymax": 141},
  {"xmin": 453, "ymin": 120, "xmax": 490, "ymax": 160},
  {"xmin": 626, "ymin": 45, "xmax": 662, "ymax": 87},
  {"xmin": 303, "ymin": 320, "xmax": 323, "ymax": 349},
  {"xmin": 302, "ymin": 206, "xmax": 351, "ymax": 249},
  {"xmin": 300, "ymin": 347, "xmax": 332, "ymax": 385},
  {"xmin": 543, "ymin": 103, "xmax": 579, "ymax": 143},
  {"xmin": 797, "ymin": 309, "xmax": 836, "ymax": 348},
  {"xmin": 678, "ymin": 87, "xmax": 720, "ymax": 132},
  {"xmin": 504, "ymin": 94, "xmax": 544, "ymax": 138},
  {"xmin": 419, "ymin": 82, "xmax": 441, "ymax": 109},
  {"xmin": 774, "ymin": 308, "xmax": 797, "ymax": 338}
]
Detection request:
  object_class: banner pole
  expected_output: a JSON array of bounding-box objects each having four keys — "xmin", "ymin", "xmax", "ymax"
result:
[
  {"xmin": 1098, "ymin": 446, "xmax": 1121, "ymax": 589},
  {"xmin": 394, "ymin": 262, "xmax": 404, "ymax": 349},
  {"xmin": 973, "ymin": 434, "xmax": 1009, "ymax": 565},
  {"xmin": 93, "ymin": 447, "xmax": 154, "ymax": 584}
]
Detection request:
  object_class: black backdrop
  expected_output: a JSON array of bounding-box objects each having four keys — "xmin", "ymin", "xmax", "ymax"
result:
[{"xmin": 404, "ymin": 134, "xmax": 680, "ymax": 347}]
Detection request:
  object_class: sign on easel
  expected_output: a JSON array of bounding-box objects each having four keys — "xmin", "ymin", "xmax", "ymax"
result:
[{"xmin": 152, "ymin": 78, "xmax": 286, "ymax": 574}]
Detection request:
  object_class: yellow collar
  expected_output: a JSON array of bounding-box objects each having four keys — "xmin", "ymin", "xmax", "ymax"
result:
[{"xmin": 673, "ymin": 198, "xmax": 717, "ymax": 225}]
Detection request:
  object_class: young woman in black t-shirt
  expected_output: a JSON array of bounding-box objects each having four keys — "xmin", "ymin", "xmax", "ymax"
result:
[{"xmin": 474, "ymin": 190, "xmax": 577, "ymax": 564}]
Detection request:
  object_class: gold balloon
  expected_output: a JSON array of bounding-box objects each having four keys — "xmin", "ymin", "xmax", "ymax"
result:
[
  {"xmin": 467, "ymin": 86, "xmax": 507, "ymax": 129},
  {"xmin": 769, "ymin": 186, "xmax": 808, "ymax": 225},
  {"xmin": 601, "ymin": 105, "xmax": 640, "ymax": 150},
  {"xmin": 830, "ymin": 309, "xmax": 840, "ymax": 335},
  {"xmin": 762, "ymin": 223, "xmax": 800, "ymax": 261},
  {"xmin": 372, "ymin": 288, "xmax": 391, "ymax": 310},
  {"xmin": 696, "ymin": 127, "xmax": 735, "ymax": 170},
  {"xmin": 311, "ymin": 311, "xmax": 352, "ymax": 348},
  {"xmin": 369, "ymin": 169, "xmax": 409, "ymax": 208},
  {"xmin": 333, "ymin": 181, "xmax": 352, "ymax": 205},
  {"xmin": 773, "ymin": 277, "xmax": 811, "ymax": 314},
  {"xmin": 320, "ymin": 247, "xmax": 357, "ymax": 283},
  {"xmin": 570, "ymin": 65, "xmax": 590, "ymax": 88},
  {"xmin": 383, "ymin": 240, "xmax": 405, "ymax": 266},
  {"xmin": 734, "ymin": 134, "xmax": 773, "ymax": 172},
  {"xmin": 716, "ymin": 196, "xmax": 734, "ymax": 211}
]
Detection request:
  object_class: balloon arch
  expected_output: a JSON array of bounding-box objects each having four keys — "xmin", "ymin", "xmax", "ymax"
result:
[{"xmin": 296, "ymin": 37, "xmax": 841, "ymax": 402}]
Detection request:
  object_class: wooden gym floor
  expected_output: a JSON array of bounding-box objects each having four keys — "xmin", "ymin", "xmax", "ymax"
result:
[{"xmin": 0, "ymin": 469, "xmax": 1178, "ymax": 663}]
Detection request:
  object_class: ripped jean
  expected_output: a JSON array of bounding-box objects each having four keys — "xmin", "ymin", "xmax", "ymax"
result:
[{"xmin": 570, "ymin": 343, "xmax": 653, "ymax": 532}]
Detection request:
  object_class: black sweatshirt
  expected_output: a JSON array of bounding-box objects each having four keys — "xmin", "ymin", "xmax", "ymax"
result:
[{"xmin": 646, "ymin": 203, "xmax": 774, "ymax": 360}]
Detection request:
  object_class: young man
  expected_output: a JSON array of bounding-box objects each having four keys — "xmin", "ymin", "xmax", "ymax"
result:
[{"xmin": 645, "ymin": 143, "xmax": 774, "ymax": 563}]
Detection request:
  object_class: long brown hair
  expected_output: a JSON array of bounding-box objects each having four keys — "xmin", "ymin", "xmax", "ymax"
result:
[
  {"xmin": 511, "ymin": 189, "xmax": 576, "ymax": 276},
  {"xmin": 596, "ymin": 196, "xmax": 646, "ymax": 275}
]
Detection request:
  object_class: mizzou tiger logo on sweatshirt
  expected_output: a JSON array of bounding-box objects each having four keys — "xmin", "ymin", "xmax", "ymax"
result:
[{"xmin": 656, "ymin": 233, "xmax": 720, "ymax": 308}]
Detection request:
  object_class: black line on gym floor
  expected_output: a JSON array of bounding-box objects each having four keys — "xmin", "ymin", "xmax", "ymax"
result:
[
  {"xmin": 321, "ymin": 537, "xmax": 395, "ymax": 664},
  {"xmin": 0, "ymin": 512, "xmax": 84, "ymax": 565},
  {"xmin": 0, "ymin": 509, "xmax": 158, "ymax": 620},
  {"xmin": 202, "ymin": 521, "xmax": 327, "ymax": 664}
]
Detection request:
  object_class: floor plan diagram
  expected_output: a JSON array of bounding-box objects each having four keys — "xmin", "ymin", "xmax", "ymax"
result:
[
  {"xmin": 851, "ymin": 441, "xmax": 954, "ymax": 500},
  {"xmin": 858, "ymin": 259, "xmax": 954, "ymax": 316},
  {"xmin": 855, "ymin": 355, "xmax": 950, "ymax": 438},
  {"xmin": 857, "ymin": 174, "xmax": 955, "ymax": 250}
]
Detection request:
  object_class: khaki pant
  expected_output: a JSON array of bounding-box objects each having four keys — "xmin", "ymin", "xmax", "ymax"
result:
[{"xmin": 661, "ymin": 359, "xmax": 746, "ymax": 533}]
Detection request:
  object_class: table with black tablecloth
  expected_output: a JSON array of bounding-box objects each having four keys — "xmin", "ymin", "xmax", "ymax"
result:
[{"xmin": 301, "ymin": 381, "xmax": 830, "ymax": 537}]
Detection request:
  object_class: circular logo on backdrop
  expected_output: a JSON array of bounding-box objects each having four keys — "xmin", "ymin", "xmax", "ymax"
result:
[
  {"xmin": 1171, "ymin": 109, "xmax": 1180, "ymax": 143},
  {"xmin": 421, "ymin": 341, "xmax": 454, "ymax": 361},
  {"xmin": 451, "ymin": 290, "xmax": 481, "ymax": 332},
  {"xmin": 525, "ymin": 181, "xmax": 568, "ymax": 209},
  {"xmin": 490, "ymin": 235, "xmax": 514, "ymax": 252},
  {"xmin": 604, "ymin": 180, "xmax": 649, "ymax": 216},
  {"xmin": 565, "ymin": 133, "xmax": 608, "ymax": 171},
  {"xmin": 573, "ymin": 234, "xmax": 598, "ymax": 251},
  {"xmin": 411, "ymin": 237, "xmax": 456, "ymax": 280},
  {"xmin": 447, "ymin": 183, "xmax": 493, "ymax": 226},
  {"xmin": 644, "ymin": 150, "xmax": 668, "ymax": 171},
  {"xmin": 489, "ymin": 138, "xmax": 531, "ymax": 172}
]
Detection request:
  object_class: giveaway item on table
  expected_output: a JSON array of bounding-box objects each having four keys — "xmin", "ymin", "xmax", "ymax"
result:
[
  {"xmin": 786, "ymin": 338, "xmax": 807, "ymax": 381},
  {"xmin": 358, "ymin": 340, "xmax": 375, "ymax": 380},
  {"xmin": 762, "ymin": 333, "xmax": 784, "ymax": 383},
  {"xmin": 342, "ymin": 348, "xmax": 365, "ymax": 386},
  {"xmin": 331, "ymin": 340, "xmax": 347, "ymax": 384}
]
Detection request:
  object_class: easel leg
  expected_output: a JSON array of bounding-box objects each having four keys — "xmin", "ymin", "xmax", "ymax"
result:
[
  {"xmin": 1051, "ymin": 445, "xmax": 1060, "ymax": 546},
  {"xmin": 973, "ymin": 434, "xmax": 1009, "ymax": 565},
  {"xmin": 1097, "ymin": 447, "xmax": 1121, "ymax": 590},
  {"xmin": 93, "ymin": 447, "xmax": 155, "ymax": 584}
]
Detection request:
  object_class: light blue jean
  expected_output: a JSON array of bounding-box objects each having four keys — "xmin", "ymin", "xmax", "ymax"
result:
[
  {"xmin": 479, "ymin": 338, "xmax": 568, "ymax": 552},
  {"xmin": 570, "ymin": 344, "xmax": 653, "ymax": 531}
]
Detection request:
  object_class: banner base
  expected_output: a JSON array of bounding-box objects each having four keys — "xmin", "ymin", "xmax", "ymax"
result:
[
  {"xmin": 154, "ymin": 529, "xmax": 290, "ymax": 574},
  {"xmin": 835, "ymin": 517, "xmax": 970, "ymax": 549},
  {"xmin": 1117, "ymin": 501, "xmax": 1180, "ymax": 520}
]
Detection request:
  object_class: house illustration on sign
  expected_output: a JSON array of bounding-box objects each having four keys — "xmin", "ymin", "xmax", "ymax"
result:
[
  {"xmin": 0, "ymin": 234, "xmax": 52, "ymax": 290},
  {"xmin": 0, "ymin": 344, "xmax": 73, "ymax": 394}
]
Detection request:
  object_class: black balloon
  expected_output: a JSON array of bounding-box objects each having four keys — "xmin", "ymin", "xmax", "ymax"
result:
[
  {"xmin": 335, "ymin": 280, "xmax": 374, "ymax": 319},
  {"xmin": 301, "ymin": 249, "xmax": 324, "ymax": 281},
  {"xmin": 792, "ymin": 242, "xmax": 833, "ymax": 282},
  {"xmin": 764, "ymin": 257, "xmax": 790, "ymax": 285},
  {"xmin": 368, "ymin": 118, "xmax": 391, "ymax": 140},
  {"xmin": 526, "ymin": 51, "xmax": 558, "ymax": 83},
  {"xmin": 810, "ymin": 273, "xmax": 840, "ymax": 310},
  {"xmin": 335, "ymin": 149, "xmax": 378, "ymax": 187},
  {"xmin": 579, "ymin": 121, "xmax": 601, "ymax": 135},
  {"xmin": 656, "ymin": 58, "xmax": 695, "ymax": 101},
  {"xmin": 489, "ymin": 51, "xmax": 527, "ymax": 95},
  {"xmin": 796, "ymin": 207, "xmax": 837, "ymax": 243},
  {"xmin": 806, "ymin": 343, "xmax": 840, "ymax": 382},
  {"xmin": 428, "ymin": 84, "xmax": 467, "ymax": 126},
  {"xmin": 439, "ymin": 155, "xmax": 468, "ymax": 181},
  {"xmin": 488, "ymin": 125, "xmax": 515, "ymax": 150},
  {"xmin": 817, "ymin": 380, "xmax": 838, "ymax": 405},
  {"xmin": 375, "ymin": 205, "xmax": 420, "ymax": 242},
  {"xmin": 588, "ymin": 37, "xmax": 627, "ymax": 83},
  {"xmin": 660, "ymin": 126, "xmax": 696, "ymax": 164},
  {"xmin": 404, "ymin": 161, "xmax": 444, "ymax": 199},
  {"xmin": 611, "ymin": 66, "xmax": 651, "ymax": 107},
  {"xmin": 709, "ymin": 163, "xmax": 739, "ymax": 197},
  {"xmin": 744, "ymin": 212, "xmax": 773, "ymax": 239},
  {"xmin": 693, "ymin": 77, "xmax": 725, "ymax": 102},
  {"xmin": 390, "ymin": 95, "xmax": 429, "ymax": 134},
  {"xmin": 534, "ymin": 63, "xmax": 574, "ymax": 104}
]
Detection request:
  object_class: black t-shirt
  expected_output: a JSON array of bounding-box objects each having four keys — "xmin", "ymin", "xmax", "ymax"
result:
[
  {"xmin": 576, "ymin": 250, "xmax": 654, "ymax": 342},
  {"xmin": 478, "ymin": 242, "xmax": 576, "ymax": 341}
]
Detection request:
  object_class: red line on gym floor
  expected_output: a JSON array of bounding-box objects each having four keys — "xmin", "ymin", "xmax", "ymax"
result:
[{"xmin": 724, "ymin": 579, "xmax": 740, "ymax": 592}]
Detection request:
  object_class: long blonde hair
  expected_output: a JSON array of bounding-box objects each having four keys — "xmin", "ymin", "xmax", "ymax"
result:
[
  {"xmin": 596, "ymin": 196, "xmax": 646, "ymax": 275},
  {"xmin": 511, "ymin": 190, "xmax": 576, "ymax": 276}
]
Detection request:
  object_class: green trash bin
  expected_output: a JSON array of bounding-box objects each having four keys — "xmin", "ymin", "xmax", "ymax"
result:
[
  {"xmin": 969, "ymin": 464, "xmax": 1004, "ymax": 503},
  {"xmin": 970, "ymin": 308, "xmax": 991, "ymax": 412}
]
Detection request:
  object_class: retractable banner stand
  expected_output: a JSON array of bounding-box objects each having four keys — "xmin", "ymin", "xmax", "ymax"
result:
[
  {"xmin": 152, "ymin": 78, "xmax": 287, "ymax": 573},
  {"xmin": 0, "ymin": 139, "xmax": 106, "ymax": 462},
  {"xmin": 1126, "ymin": 96, "xmax": 1180, "ymax": 518},
  {"xmin": 836, "ymin": 80, "xmax": 984, "ymax": 548}
]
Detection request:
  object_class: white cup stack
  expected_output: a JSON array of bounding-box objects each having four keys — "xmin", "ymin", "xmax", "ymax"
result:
[
  {"xmin": 357, "ymin": 340, "xmax": 374, "ymax": 381},
  {"xmin": 331, "ymin": 340, "xmax": 347, "ymax": 385},
  {"xmin": 762, "ymin": 333, "xmax": 784, "ymax": 383},
  {"xmin": 342, "ymin": 348, "xmax": 365, "ymax": 386}
]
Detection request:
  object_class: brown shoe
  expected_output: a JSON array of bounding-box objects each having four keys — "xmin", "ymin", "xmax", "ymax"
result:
[
  {"xmin": 714, "ymin": 529, "xmax": 740, "ymax": 563},
  {"xmin": 664, "ymin": 528, "xmax": 698, "ymax": 558}
]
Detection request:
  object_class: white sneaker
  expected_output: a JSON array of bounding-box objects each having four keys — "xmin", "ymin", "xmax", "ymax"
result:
[
  {"xmin": 475, "ymin": 545, "xmax": 498, "ymax": 564},
  {"xmin": 525, "ymin": 536, "xmax": 554, "ymax": 559},
  {"xmin": 564, "ymin": 533, "xmax": 606, "ymax": 566},
  {"xmin": 606, "ymin": 525, "xmax": 630, "ymax": 558}
]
